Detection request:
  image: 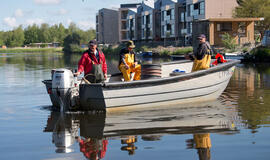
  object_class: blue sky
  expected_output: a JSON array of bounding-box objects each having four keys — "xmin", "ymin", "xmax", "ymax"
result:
[{"xmin": 1, "ymin": 0, "xmax": 140, "ymax": 31}]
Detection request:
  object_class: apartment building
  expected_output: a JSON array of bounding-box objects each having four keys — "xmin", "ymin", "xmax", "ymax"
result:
[
  {"xmin": 96, "ymin": 0, "xmax": 259, "ymax": 47},
  {"xmin": 186, "ymin": 0, "xmax": 238, "ymax": 33},
  {"xmin": 155, "ymin": 0, "xmax": 177, "ymax": 40},
  {"xmin": 137, "ymin": 0, "xmax": 155, "ymax": 41},
  {"xmin": 127, "ymin": 10, "xmax": 137, "ymax": 41},
  {"xmin": 96, "ymin": 8, "xmax": 119, "ymax": 44},
  {"xmin": 187, "ymin": 0, "xmax": 261, "ymax": 47},
  {"xmin": 119, "ymin": 3, "xmax": 141, "ymax": 42},
  {"xmin": 177, "ymin": 0, "xmax": 189, "ymax": 45}
]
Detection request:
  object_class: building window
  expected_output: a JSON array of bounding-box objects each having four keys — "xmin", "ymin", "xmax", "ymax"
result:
[
  {"xmin": 161, "ymin": 25, "xmax": 165, "ymax": 36},
  {"xmin": 171, "ymin": 9, "xmax": 175, "ymax": 20},
  {"xmin": 193, "ymin": 3, "xmax": 199, "ymax": 16},
  {"xmin": 217, "ymin": 22, "xmax": 232, "ymax": 31},
  {"xmin": 161, "ymin": 11, "xmax": 164, "ymax": 21},
  {"xmin": 238, "ymin": 22, "xmax": 246, "ymax": 36},
  {"xmin": 146, "ymin": 15, "xmax": 150, "ymax": 24},
  {"xmin": 199, "ymin": 2, "xmax": 205, "ymax": 15},
  {"xmin": 166, "ymin": 24, "xmax": 172, "ymax": 36},
  {"xmin": 180, "ymin": 12, "xmax": 185, "ymax": 22},
  {"xmin": 171, "ymin": 24, "xmax": 175, "ymax": 35},
  {"xmin": 187, "ymin": 4, "xmax": 193, "ymax": 16},
  {"xmin": 149, "ymin": 30, "xmax": 152, "ymax": 37},
  {"xmin": 187, "ymin": 22, "xmax": 192, "ymax": 34}
]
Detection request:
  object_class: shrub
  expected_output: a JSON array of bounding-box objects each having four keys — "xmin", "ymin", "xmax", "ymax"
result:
[
  {"xmin": 69, "ymin": 44, "xmax": 84, "ymax": 53},
  {"xmin": 222, "ymin": 33, "xmax": 237, "ymax": 52},
  {"xmin": 40, "ymin": 44, "xmax": 47, "ymax": 48},
  {"xmin": 251, "ymin": 47, "xmax": 270, "ymax": 62},
  {"xmin": 174, "ymin": 47, "xmax": 193, "ymax": 55}
]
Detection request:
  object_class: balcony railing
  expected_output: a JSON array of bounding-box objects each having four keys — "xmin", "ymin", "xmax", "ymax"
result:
[{"xmin": 181, "ymin": 29, "xmax": 187, "ymax": 34}]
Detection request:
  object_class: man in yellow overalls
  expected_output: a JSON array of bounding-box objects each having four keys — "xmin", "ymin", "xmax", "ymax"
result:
[
  {"xmin": 119, "ymin": 40, "xmax": 141, "ymax": 81},
  {"xmin": 191, "ymin": 34, "xmax": 212, "ymax": 72},
  {"xmin": 194, "ymin": 133, "xmax": 211, "ymax": 160}
]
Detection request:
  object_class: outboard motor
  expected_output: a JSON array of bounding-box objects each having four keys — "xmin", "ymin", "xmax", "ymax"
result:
[{"xmin": 52, "ymin": 69, "xmax": 77, "ymax": 112}]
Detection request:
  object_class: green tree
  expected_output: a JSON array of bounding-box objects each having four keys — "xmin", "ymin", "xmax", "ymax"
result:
[
  {"xmin": 68, "ymin": 22, "xmax": 79, "ymax": 34},
  {"xmin": 0, "ymin": 31, "xmax": 4, "ymax": 46},
  {"xmin": 56, "ymin": 23, "xmax": 68, "ymax": 45},
  {"xmin": 24, "ymin": 24, "xmax": 40, "ymax": 44},
  {"xmin": 234, "ymin": 0, "xmax": 270, "ymax": 34},
  {"xmin": 63, "ymin": 32, "xmax": 82, "ymax": 53},
  {"xmin": 39, "ymin": 23, "xmax": 51, "ymax": 43},
  {"xmin": 73, "ymin": 28, "xmax": 96, "ymax": 45},
  {"xmin": 5, "ymin": 26, "xmax": 25, "ymax": 47}
]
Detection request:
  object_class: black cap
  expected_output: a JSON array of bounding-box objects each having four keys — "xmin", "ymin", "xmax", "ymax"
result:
[
  {"xmin": 197, "ymin": 34, "xmax": 206, "ymax": 39},
  {"xmin": 89, "ymin": 40, "xmax": 97, "ymax": 46}
]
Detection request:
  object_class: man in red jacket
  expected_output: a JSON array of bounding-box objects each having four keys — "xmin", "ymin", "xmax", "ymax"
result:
[
  {"xmin": 74, "ymin": 40, "xmax": 107, "ymax": 83},
  {"xmin": 77, "ymin": 137, "xmax": 108, "ymax": 160}
]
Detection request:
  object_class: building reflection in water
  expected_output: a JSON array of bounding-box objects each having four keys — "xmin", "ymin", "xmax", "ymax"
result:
[
  {"xmin": 222, "ymin": 64, "xmax": 270, "ymax": 132},
  {"xmin": 44, "ymin": 100, "xmax": 238, "ymax": 159}
]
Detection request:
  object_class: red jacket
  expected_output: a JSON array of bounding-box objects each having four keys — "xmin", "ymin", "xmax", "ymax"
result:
[
  {"xmin": 79, "ymin": 139, "xmax": 108, "ymax": 159},
  {"xmin": 78, "ymin": 49, "xmax": 107, "ymax": 75},
  {"xmin": 212, "ymin": 53, "xmax": 227, "ymax": 66}
]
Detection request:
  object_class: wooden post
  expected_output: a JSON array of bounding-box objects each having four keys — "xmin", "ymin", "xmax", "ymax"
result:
[{"xmin": 209, "ymin": 22, "xmax": 215, "ymax": 45}]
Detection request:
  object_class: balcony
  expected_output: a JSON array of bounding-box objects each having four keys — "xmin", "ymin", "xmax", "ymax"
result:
[{"xmin": 181, "ymin": 29, "xmax": 187, "ymax": 34}]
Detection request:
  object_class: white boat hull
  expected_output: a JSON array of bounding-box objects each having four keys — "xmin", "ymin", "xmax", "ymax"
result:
[{"xmin": 79, "ymin": 60, "xmax": 239, "ymax": 110}]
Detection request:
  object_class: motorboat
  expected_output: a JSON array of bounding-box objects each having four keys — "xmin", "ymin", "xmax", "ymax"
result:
[{"xmin": 42, "ymin": 59, "xmax": 240, "ymax": 111}]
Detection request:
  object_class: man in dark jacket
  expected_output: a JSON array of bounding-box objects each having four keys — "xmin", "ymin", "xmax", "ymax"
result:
[{"xmin": 192, "ymin": 34, "xmax": 212, "ymax": 72}]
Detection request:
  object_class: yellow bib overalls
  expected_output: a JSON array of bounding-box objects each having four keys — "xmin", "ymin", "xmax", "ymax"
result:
[{"xmin": 119, "ymin": 53, "xmax": 141, "ymax": 81}]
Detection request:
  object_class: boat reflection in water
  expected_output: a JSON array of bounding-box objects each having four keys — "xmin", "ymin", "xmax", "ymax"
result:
[
  {"xmin": 43, "ymin": 100, "xmax": 239, "ymax": 160},
  {"xmin": 44, "ymin": 112, "xmax": 80, "ymax": 153}
]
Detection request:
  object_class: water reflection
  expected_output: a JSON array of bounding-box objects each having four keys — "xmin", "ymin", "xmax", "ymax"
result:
[
  {"xmin": 121, "ymin": 136, "xmax": 137, "ymax": 155},
  {"xmin": 186, "ymin": 133, "xmax": 211, "ymax": 160},
  {"xmin": 77, "ymin": 136, "xmax": 108, "ymax": 160},
  {"xmin": 43, "ymin": 100, "xmax": 238, "ymax": 159},
  {"xmin": 2, "ymin": 52, "xmax": 270, "ymax": 159},
  {"xmin": 44, "ymin": 112, "xmax": 79, "ymax": 153},
  {"xmin": 221, "ymin": 63, "xmax": 270, "ymax": 132}
]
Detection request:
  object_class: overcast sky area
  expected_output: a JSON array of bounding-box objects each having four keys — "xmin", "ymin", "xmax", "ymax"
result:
[{"xmin": 1, "ymin": 0, "xmax": 140, "ymax": 31}]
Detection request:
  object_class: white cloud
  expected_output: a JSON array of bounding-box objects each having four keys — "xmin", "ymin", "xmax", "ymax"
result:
[
  {"xmin": 26, "ymin": 18, "xmax": 45, "ymax": 26},
  {"xmin": 34, "ymin": 0, "xmax": 61, "ymax": 5},
  {"xmin": 67, "ymin": 19, "xmax": 72, "ymax": 26},
  {"xmin": 15, "ymin": 9, "xmax": 24, "ymax": 18},
  {"xmin": 77, "ymin": 20, "xmax": 95, "ymax": 30},
  {"xmin": 3, "ymin": 17, "xmax": 17, "ymax": 28},
  {"xmin": 47, "ymin": 8, "xmax": 68, "ymax": 16},
  {"xmin": 58, "ymin": 8, "xmax": 67, "ymax": 15}
]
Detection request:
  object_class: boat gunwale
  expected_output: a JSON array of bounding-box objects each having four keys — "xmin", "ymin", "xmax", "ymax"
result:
[{"xmin": 90, "ymin": 59, "xmax": 240, "ymax": 89}]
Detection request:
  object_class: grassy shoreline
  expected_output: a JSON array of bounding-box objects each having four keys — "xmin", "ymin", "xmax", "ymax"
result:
[
  {"xmin": 243, "ymin": 46, "xmax": 270, "ymax": 62},
  {"xmin": 0, "ymin": 47, "xmax": 63, "ymax": 53},
  {"xmin": 102, "ymin": 45, "xmax": 193, "ymax": 57}
]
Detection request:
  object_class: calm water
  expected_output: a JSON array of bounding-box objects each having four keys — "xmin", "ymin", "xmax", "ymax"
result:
[{"xmin": 0, "ymin": 52, "xmax": 270, "ymax": 160}]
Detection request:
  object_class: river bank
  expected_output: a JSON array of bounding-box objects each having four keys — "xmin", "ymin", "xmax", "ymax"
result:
[
  {"xmin": 1, "ymin": 45, "xmax": 269, "ymax": 63},
  {"xmin": 0, "ymin": 47, "xmax": 63, "ymax": 53},
  {"xmin": 243, "ymin": 46, "xmax": 270, "ymax": 62},
  {"xmin": 101, "ymin": 45, "xmax": 193, "ymax": 57}
]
